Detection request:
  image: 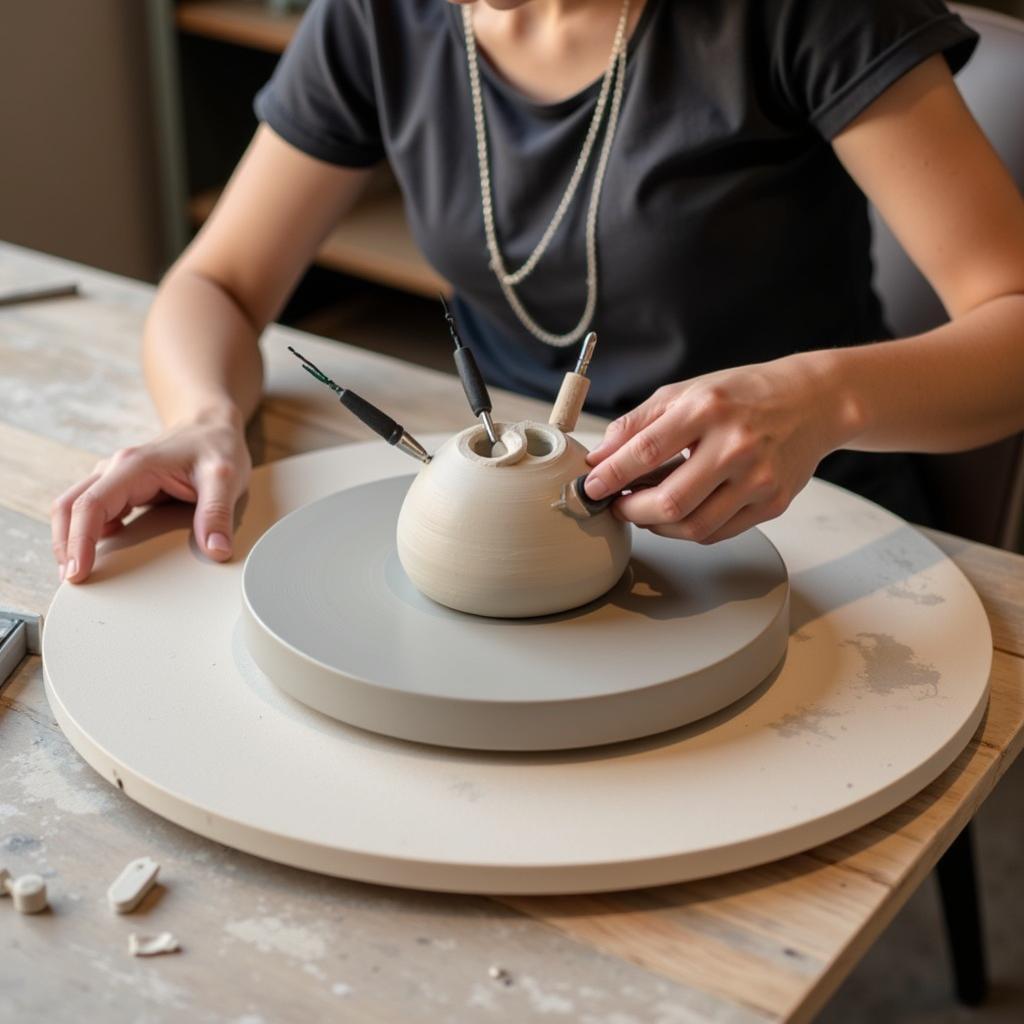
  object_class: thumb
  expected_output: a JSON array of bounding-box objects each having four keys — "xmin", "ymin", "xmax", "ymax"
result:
[{"xmin": 192, "ymin": 461, "xmax": 239, "ymax": 561}]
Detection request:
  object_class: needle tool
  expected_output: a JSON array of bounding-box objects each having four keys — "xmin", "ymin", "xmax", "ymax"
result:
[
  {"xmin": 288, "ymin": 346, "xmax": 431, "ymax": 464},
  {"xmin": 552, "ymin": 452, "xmax": 690, "ymax": 520},
  {"xmin": 439, "ymin": 294, "xmax": 499, "ymax": 447},
  {"xmin": 549, "ymin": 331, "xmax": 597, "ymax": 434}
]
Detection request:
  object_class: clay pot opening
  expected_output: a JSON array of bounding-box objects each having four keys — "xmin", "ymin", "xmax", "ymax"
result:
[
  {"xmin": 469, "ymin": 433, "xmax": 500, "ymax": 458},
  {"xmin": 525, "ymin": 428, "xmax": 557, "ymax": 458}
]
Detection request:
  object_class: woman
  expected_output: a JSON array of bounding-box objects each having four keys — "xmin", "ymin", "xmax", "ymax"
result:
[{"xmin": 51, "ymin": 0, "xmax": 1024, "ymax": 583}]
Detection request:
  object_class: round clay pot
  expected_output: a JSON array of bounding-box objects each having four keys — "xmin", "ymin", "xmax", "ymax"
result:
[{"xmin": 396, "ymin": 421, "xmax": 632, "ymax": 618}]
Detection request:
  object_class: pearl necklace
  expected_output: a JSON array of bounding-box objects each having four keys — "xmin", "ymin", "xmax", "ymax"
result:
[{"xmin": 462, "ymin": 0, "xmax": 631, "ymax": 348}]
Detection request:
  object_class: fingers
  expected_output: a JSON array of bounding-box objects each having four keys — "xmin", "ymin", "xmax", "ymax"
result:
[
  {"xmin": 586, "ymin": 390, "xmax": 670, "ymax": 466},
  {"xmin": 647, "ymin": 482, "xmax": 749, "ymax": 543},
  {"xmin": 51, "ymin": 473, "xmax": 100, "ymax": 577},
  {"xmin": 698, "ymin": 502, "xmax": 779, "ymax": 544},
  {"xmin": 647, "ymin": 481, "xmax": 789, "ymax": 544},
  {"xmin": 63, "ymin": 470, "xmax": 142, "ymax": 583},
  {"xmin": 192, "ymin": 459, "xmax": 242, "ymax": 561},
  {"xmin": 58, "ymin": 447, "xmax": 176, "ymax": 582},
  {"xmin": 614, "ymin": 448, "xmax": 719, "ymax": 527},
  {"xmin": 585, "ymin": 409, "xmax": 695, "ymax": 501}
]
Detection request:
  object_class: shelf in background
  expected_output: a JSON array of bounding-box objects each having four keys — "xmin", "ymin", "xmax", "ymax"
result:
[
  {"xmin": 188, "ymin": 183, "xmax": 451, "ymax": 299},
  {"xmin": 176, "ymin": 0, "xmax": 300, "ymax": 53},
  {"xmin": 177, "ymin": 2, "xmax": 450, "ymax": 301}
]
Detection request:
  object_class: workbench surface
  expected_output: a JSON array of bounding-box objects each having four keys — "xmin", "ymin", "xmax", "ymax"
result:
[{"xmin": 2, "ymin": 242, "xmax": 1023, "ymax": 1023}]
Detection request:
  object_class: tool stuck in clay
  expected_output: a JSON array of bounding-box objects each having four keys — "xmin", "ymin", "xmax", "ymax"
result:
[
  {"xmin": 439, "ymin": 294, "xmax": 500, "ymax": 450},
  {"xmin": 288, "ymin": 346, "xmax": 432, "ymax": 464},
  {"xmin": 553, "ymin": 451, "xmax": 690, "ymax": 520},
  {"xmin": 549, "ymin": 331, "xmax": 598, "ymax": 434}
]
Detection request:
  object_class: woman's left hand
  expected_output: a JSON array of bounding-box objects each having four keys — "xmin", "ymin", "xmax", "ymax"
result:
[{"xmin": 583, "ymin": 352, "xmax": 861, "ymax": 543}]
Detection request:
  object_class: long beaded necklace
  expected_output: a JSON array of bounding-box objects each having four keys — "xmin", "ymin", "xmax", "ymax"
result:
[{"xmin": 462, "ymin": 0, "xmax": 631, "ymax": 348}]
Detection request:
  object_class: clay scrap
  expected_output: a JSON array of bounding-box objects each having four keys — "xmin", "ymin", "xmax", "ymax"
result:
[
  {"xmin": 128, "ymin": 931, "xmax": 180, "ymax": 957},
  {"xmin": 108, "ymin": 856, "xmax": 161, "ymax": 913},
  {"xmin": 0, "ymin": 867, "xmax": 48, "ymax": 914}
]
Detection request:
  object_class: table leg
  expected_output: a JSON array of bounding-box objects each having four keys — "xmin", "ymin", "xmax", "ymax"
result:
[{"xmin": 936, "ymin": 822, "xmax": 989, "ymax": 1006}]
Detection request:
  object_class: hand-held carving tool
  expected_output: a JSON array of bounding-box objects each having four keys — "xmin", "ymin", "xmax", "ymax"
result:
[
  {"xmin": 439, "ymin": 295, "xmax": 498, "ymax": 446},
  {"xmin": 549, "ymin": 332, "xmax": 597, "ymax": 434},
  {"xmin": 553, "ymin": 452, "xmax": 690, "ymax": 520},
  {"xmin": 288, "ymin": 347, "xmax": 431, "ymax": 464}
]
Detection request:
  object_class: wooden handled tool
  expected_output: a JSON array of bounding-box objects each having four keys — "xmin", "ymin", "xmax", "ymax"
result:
[{"xmin": 549, "ymin": 332, "xmax": 597, "ymax": 434}]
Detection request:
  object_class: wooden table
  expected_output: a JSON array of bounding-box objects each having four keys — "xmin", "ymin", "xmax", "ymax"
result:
[{"xmin": 2, "ymin": 242, "xmax": 1023, "ymax": 1023}]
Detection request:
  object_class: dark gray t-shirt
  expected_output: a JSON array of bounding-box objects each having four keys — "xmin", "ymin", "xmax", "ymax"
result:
[{"xmin": 255, "ymin": 0, "xmax": 976, "ymax": 520}]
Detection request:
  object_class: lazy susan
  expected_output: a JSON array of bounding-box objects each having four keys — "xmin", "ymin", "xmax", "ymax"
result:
[{"xmin": 42, "ymin": 435, "xmax": 992, "ymax": 894}]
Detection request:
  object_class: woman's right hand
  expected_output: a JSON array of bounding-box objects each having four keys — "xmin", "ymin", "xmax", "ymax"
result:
[{"xmin": 50, "ymin": 409, "xmax": 252, "ymax": 584}]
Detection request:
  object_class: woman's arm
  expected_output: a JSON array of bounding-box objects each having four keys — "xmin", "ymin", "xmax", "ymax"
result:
[
  {"xmin": 828, "ymin": 53, "xmax": 1024, "ymax": 452},
  {"xmin": 145, "ymin": 123, "xmax": 372, "ymax": 428},
  {"xmin": 53, "ymin": 126, "xmax": 372, "ymax": 581},
  {"xmin": 584, "ymin": 55, "xmax": 1024, "ymax": 542}
]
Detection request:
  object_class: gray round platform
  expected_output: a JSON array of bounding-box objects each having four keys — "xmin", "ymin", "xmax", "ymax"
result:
[{"xmin": 240, "ymin": 475, "xmax": 790, "ymax": 751}]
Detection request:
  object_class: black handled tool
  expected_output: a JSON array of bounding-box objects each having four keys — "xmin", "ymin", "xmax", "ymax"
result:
[
  {"xmin": 439, "ymin": 295, "xmax": 499, "ymax": 447},
  {"xmin": 552, "ymin": 452, "xmax": 690, "ymax": 520},
  {"xmin": 288, "ymin": 347, "xmax": 431, "ymax": 464}
]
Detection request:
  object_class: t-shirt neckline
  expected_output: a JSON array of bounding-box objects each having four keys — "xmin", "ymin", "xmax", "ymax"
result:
[{"xmin": 447, "ymin": 0, "xmax": 661, "ymax": 118}]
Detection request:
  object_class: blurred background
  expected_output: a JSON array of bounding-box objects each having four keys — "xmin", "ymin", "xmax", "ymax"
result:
[{"xmin": 0, "ymin": 0, "xmax": 454, "ymax": 371}]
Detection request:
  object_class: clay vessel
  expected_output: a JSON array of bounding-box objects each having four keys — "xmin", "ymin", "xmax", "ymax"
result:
[{"xmin": 396, "ymin": 421, "xmax": 632, "ymax": 618}]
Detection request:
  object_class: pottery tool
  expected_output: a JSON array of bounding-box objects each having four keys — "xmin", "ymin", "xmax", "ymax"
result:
[
  {"xmin": 549, "ymin": 332, "xmax": 597, "ymax": 433},
  {"xmin": 0, "ymin": 609, "xmax": 42, "ymax": 691},
  {"xmin": 108, "ymin": 856, "xmax": 161, "ymax": 913},
  {"xmin": 552, "ymin": 451, "xmax": 689, "ymax": 520},
  {"xmin": 439, "ymin": 295, "xmax": 499, "ymax": 447},
  {"xmin": 288, "ymin": 347, "xmax": 431, "ymax": 464},
  {"xmin": 0, "ymin": 281, "xmax": 79, "ymax": 307}
]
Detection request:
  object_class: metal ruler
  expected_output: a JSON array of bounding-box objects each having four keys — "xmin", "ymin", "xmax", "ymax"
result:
[{"xmin": 0, "ymin": 611, "xmax": 42, "ymax": 690}]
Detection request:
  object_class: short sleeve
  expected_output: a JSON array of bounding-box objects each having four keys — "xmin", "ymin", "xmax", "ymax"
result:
[
  {"xmin": 768, "ymin": 0, "xmax": 979, "ymax": 139},
  {"xmin": 254, "ymin": 0, "xmax": 384, "ymax": 167}
]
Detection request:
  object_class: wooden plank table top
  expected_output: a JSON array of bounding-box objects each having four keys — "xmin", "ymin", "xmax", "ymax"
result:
[{"xmin": 1, "ymin": 241, "xmax": 1023, "ymax": 1023}]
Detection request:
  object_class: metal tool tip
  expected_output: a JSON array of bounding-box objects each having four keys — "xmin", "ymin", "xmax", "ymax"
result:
[
  {"xmin": 479, "ymin": 410, "xmax": 499, "ymax": 446},
  {"xmin": 575, "ymin": 332, "xmax": 597, "ymax": 376}
]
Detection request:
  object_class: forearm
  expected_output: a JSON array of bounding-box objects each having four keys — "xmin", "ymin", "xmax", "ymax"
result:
[
  {"xmin": 820, "ymin": 292, "xmax": 1024, "ymax": 454},
  {"xmin": 143, "ymin": 265, "xmax": 265, "ymax": 430}
]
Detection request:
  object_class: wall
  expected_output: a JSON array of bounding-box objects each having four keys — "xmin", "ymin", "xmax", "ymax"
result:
[{"xmin": 0, "ymin": 1, "xmax": 166, "ymax": 281}]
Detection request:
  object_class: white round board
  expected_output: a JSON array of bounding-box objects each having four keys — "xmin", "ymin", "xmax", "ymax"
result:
[
  {"xmin": 43, "ymin": 436, "xmax": 992, "ymax": 894},
  {"xmin": 240, "ymin": 474, "xmax": 790, "ymax": 750}
]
